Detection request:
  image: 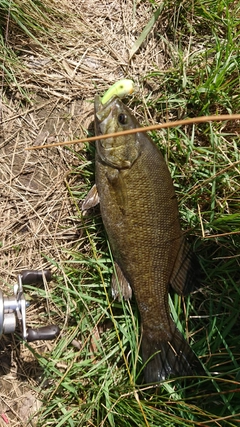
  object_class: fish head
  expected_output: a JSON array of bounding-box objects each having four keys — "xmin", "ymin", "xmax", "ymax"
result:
[{"xmin": 94, "ymin": 96, "xmax": 141, "ymax": 169}]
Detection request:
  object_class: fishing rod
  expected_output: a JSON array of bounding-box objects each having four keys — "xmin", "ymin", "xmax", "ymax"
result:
[{"xmin": 25, "ymin": 114, "xmax": 240, "ymax": 151}]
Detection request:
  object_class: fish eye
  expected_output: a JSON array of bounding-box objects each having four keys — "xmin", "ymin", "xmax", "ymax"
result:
[{"xmin": 118, "ymin": 113, "xmax": 128, "ymax": 125}]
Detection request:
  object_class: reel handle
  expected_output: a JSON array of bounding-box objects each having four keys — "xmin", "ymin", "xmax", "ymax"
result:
[{"xmin": 27, "ymin": 325, "xmax": 60, "ymax": 342}]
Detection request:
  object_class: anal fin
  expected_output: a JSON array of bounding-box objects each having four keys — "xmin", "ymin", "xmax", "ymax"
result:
[{"xmin": 111, "ymin": 262, "xmax": 132, "ymax": 301}]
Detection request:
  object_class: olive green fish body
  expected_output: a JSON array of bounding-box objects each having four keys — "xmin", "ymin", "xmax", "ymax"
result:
[
  {"xmin": 96, "ymin": 132, "xmax": 180, "ymax": 325},
  {"xmin": 93, "ymin": 96, "xmax": 201, "ymax": 382}
]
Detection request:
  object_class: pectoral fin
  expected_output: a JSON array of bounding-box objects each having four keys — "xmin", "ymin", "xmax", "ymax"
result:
[
  {"xmin": 170, "ymin": 238, "xmax": 201, "ymax": 296},
  {"xmin": 111, "ymin": 262, "xmax": 132, "ymax": 301},
  {"xmin": 82, "ymin": 184, "xmax": 99, "ymax": 214}
]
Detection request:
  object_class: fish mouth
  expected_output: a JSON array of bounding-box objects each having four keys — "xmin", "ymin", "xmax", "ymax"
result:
[
  {"xmin": 94, "ymin": 95, "xmax": 118, "ymax": 135},
  {"xmin": 94, "ymin": 95, "xmax": 104, "ymax": 116},
  {"xmin": 94, "ymin": 94, "xmax": 119, "ymax": 113}
]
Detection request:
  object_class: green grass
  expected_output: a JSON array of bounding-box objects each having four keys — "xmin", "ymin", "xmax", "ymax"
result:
[
  {"xmin": 0, "ymin": 0, "xmax": 63, "ymax": 100},
  {"xmin": 7, "ymin": 0, "xmax": 240, "ymax": 425}
]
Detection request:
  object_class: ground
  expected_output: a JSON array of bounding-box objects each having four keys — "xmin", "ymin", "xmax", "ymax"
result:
[
  {"xmin": 0, "ymin": 1, "xmax": 166, "ymax": 424},
  {"xmin": 1, "ymin": 0, "xmax": 240, "ymax": 426}
]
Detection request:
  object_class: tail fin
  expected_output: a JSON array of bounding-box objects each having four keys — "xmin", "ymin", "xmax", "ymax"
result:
[{"xmin": 141, "ymin": 322, "xmax": 202, "ymax": 383}]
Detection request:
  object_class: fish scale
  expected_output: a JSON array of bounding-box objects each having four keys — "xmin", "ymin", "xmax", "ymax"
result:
[
  {"xmin": 83, "ymin": 95, "xmax": 203, "ymax": 383},
  {"xmin": 96, "ymin": 130, "xmax": 179, "ymax": 329}
]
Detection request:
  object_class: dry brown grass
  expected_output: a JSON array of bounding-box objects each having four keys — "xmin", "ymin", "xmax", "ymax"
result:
[
  {"xmin": 1, "ymin": 0, "xmax": 167, "ymax": 276},
  {"xmin": 1, "ymin": 0, "xmax": 168, "ymax": 285},
  {"xmin": 0, "ymin": 0, "xmax": 167, "ymax": 424}
]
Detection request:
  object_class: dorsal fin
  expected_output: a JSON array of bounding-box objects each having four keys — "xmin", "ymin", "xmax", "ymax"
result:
[{"xmin": 170, "ymin": 238, "xmax": 201, "ymax": 296}]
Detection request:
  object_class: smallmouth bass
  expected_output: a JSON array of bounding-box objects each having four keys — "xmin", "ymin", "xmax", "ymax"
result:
[{"xmin": 83, "ymin": 96, "xmax": 202, "ymax": 383}]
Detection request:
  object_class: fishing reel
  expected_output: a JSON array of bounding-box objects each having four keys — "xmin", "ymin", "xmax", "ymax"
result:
[{"xmin": 0, "ymin": 270, "xmax": 60, "ymax": 342}]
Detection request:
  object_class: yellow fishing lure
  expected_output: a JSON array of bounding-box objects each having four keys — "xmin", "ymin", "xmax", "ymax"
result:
[{"xmin": 101, "ymin": 79, "xmax": 134, "ymax": 104}]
